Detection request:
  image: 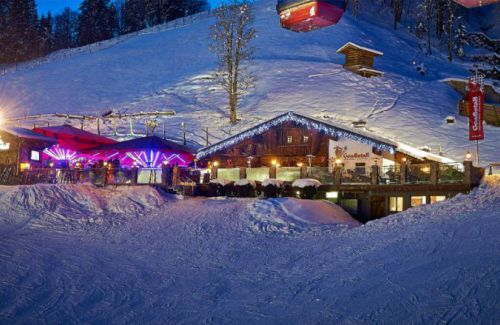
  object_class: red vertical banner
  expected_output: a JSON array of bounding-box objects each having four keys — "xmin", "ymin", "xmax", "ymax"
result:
[{"xmin": 468, "ymin": 79, "xmax": 484, "ymax": 141}]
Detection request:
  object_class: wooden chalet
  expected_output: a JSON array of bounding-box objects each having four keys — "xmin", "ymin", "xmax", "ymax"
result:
[
  {"xmin": 336, "ymin": 42, "xmax": 384, "ymax": 78},
  {"xmin": 443, "ymin": 78, "xmax": 500, "ymax": 126},
  {"xmin": 196, "ymin": 112, "xmax": 480, "ymax": 222},
  {"xmin": 0, "ymin": 126, "xmax": 57, "ymax": 175},
  {"xmin": 197, "ymin": 111, "xmax": 397, "ymax": 171}
]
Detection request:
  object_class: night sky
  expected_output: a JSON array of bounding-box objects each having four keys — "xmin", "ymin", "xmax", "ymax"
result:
[{"xmin": 37, "ymin": 0, "xmax": 227, "ymax": 15}]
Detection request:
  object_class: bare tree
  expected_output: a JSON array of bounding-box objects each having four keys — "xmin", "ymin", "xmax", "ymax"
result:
[{"xmin": 210, "ymin": 0, "xmax": 255, "ymax": 124}]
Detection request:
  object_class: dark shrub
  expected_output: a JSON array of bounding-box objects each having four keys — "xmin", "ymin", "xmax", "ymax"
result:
[
  {"xmin": 294, "ymin": 185, "xmax": 318, "ymax": 199},
  {"xmin": 235, "ymin": 184, "xmax": 255, "ymax": 197},
  {"xmin": 263, "ymin": 184, "xmax": 281, "ymax": 198}
]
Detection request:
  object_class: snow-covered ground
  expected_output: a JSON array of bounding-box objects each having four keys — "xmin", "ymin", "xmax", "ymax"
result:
[
  {"xmin": 0, "ymin": 177, "xmax": 498, "ymax": 323},
  {"xmin": 0, "ymin": 0, "xmax": 498, "ymax": 164}
]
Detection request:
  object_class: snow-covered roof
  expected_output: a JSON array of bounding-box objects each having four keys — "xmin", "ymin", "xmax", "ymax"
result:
[
  {"xmin": 396, "ymin": 142, "xmax": 457, "ymax": 164},
  {"xmin": 357, "ymin": 67, "xmax": 384, "ymax": 75},
  {"xmin": 336, "ymin": 42, "xmax": 384, "ymax": 56},
  {"xmin": 196, "ymin": 112, "xmax": 397, "ymax": 159},
  {"xmin": 441, "ymin": 77, "xmax": 500, "ymax": 94},
  {"xmin": 0, "ymin": 126, "xmax": 58, "ymax": 143}
]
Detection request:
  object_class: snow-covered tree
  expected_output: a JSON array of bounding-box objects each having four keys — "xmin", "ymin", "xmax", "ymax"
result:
[
  {"xmin": 416, "ymin": 0, "xmax": 434, "ymax": 54},
  {"xmin": 454, "ymin": 17, "xmax": 468, "ymax": 58},
  {"xmin": 444, "ymin": 0, "xmax": 458, "ymax": 61},
  {"xmin": 210, "ymin": 0, "xmax": 256, "ymax": 124}
]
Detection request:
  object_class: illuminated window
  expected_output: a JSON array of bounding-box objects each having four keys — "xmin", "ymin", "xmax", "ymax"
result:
[
  {"xmin": 430, "ymin": 196, "xmax": 446, "ymax": 204},
  {"xmin": 389, "ymin": 196, "xmax": 404, "ymax": 212},
  {"xmin": 287, "ymin": 136, "xmax": 293, "ymax": 144},
  {"xmin": 30, "ymin": 150, "xmax": 41, "ymax": 162},
  {"xmin": 303, "ymin": 136, "xmax": 309, "ymax": 143},
  {"xmin": 411, "ymin": 196, "xmax": 427, "ymax": 207},
  {"xmin": 326, "ymin": 191, "xmax": 338, "ymax": 199}
]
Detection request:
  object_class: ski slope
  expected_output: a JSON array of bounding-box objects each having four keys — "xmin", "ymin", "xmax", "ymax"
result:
[
  {"xmin": 0, "ymin": 0, "xmax": 498, "ymax": 164},
  {"xmin": 0, "ymin": 177, "xmax": 498, "ymax": 323}
]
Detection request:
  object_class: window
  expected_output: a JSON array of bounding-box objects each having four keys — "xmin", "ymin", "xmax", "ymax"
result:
[
  {"xmin": 303, "ymin": 135, "xmax": 309, "ymax": 143},
  {"xmin": 325, "ymin": 191, "xmax": 338, "ymax": 199},
  {"xmin": 389, "ymin": 196, "xmax": 404, "ymax": 212},
  {"xmin": 355, "ymin": 162, "xmax": 366, "ymax": 174},
  {"xmin": 411, "ymin": 196, "xmax": 427, "ymax": 207},
  {"xmin": 287, "ymin": 136, "xmax": 293, "ymax": 144},
  {"xmin": 430, "ymin": 196, "xmax": 446, "ymax": 204},
  {"xmin": 30, "ymin": 150, "xmax": 41, "ymax": 162}
]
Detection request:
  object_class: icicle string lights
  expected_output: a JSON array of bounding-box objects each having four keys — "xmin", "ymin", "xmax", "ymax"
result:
[{"xmin": 196, "ymin": 112, "xmax": 396, "ymax": 159}]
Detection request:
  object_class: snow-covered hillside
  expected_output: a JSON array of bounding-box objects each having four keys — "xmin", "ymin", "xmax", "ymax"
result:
[
  {"xmin": 0, "ymin": 0, "xmax": 498, "ymax": 163},
  {"xmin": 0, "ymin": 177, "xmax": 498, "ymax": 323}
]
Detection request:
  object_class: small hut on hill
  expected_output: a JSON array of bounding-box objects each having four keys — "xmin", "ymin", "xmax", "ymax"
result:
[{"xmin": 337, "ymin": 42, "xmax": 384, "ymax": 78}]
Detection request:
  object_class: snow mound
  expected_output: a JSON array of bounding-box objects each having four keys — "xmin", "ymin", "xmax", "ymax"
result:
[
  {"xmin": 234, "ymin": 179, "xmax": 257, "ymax": 187},
  {"xmin": 292, "ymin": 178, "xmax": 322, "ymax": 188},
  {"xmin": 209, "ymin": 179, "xmax": 233, "ymax": 186},
  {"xmin": 262, "ymin": 178, "xmax": 284, "ymax": 188},
  {"xmin": 247, "ymin": 198, "xmax": 359, "ymax": 234},
  {"xmin": 0, "ymin": 184, "xmax": 171, "ymax": 230}
]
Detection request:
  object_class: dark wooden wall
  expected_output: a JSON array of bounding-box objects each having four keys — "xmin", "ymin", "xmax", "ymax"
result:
[
  {"xmin": 342, "ymin": 48, "xmax": 377, "ymax": 70},
  {"xmin": 0, "ymin": 130, "xmax": 52, "ymax": 170},
  {"xmin": 203, "ymin": 122, "xmax": 334, "ymax": 168}
]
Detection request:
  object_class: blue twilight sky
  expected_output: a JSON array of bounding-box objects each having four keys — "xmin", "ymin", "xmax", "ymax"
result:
[{"xmin": 37, "ymin": 0, "xmax": 227, "ymax": 15}]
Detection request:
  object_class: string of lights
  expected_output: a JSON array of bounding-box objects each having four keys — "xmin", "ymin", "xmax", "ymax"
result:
[{"xmin": 196, "ymin": 112, "xmax": 396, "ymax": 159}]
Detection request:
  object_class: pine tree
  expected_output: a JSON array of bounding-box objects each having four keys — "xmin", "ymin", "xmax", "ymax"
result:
[
  {"xmin": 454, "ymin": 17, "xmax": 468, "ymax": 58},
  {"xmin": 78, "ymin": 0, "xmax": 115, "ymax": 46},
  {"xmin": 54, "ymin": 8, "xmax": 79, "ymax": 50},
  {"xmin": 444, "ymin": 0, "xmax": 458, "ymax": 61},
  {"xmin": 0, "ymin": 0, "xmax": 11, "ymax": 64},
  {"xmin": 38, "ymin": 12, "xmax": 53, "ymax": 55},
  {"xmin": 185, "ymin": 0, "xmax": 209, "ymax": 15},
  {"xmin": 391, "ymin": 0, "xmax": 403, "ymax": 30},
  {"xmin": 122, "ymin": 0, "xmax": 146, "ymax": 33},
  {"xmin": 6, "ymin": 0, "xmax": 39, "ymax": 62},
  {"xmin": 416, "ymin": 0, "xmax": 434, "ymax": 54}
]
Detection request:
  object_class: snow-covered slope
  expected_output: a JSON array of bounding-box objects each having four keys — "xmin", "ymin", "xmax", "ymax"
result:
[
  {"xmin": 0, "ymin": 0, "xmax": 498, "ymax": 163},
  {"xmin": 0, "ymin": 178, "xmax": 498, "ymax": 323}
]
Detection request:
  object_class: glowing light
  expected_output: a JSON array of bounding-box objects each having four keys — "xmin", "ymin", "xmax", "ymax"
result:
[
  {"xmin": 213, "ymin": 161, "xmax": 220, "ymax": 167},
  {"xmin": 465, "ymin": 151, "xmax": 472, "ymax": 161},
  {"xmin": 335, "ymin": 158, "xmax": 342, "ymax": 165},
  {"xmin": 44, "ymin": 145, "xmax": 78, "ymax": 162},
  {"xmin": 20, "ymin": 162, "xmax": 30, "ymax": 172},
  {"xmin": 0, "ymin": 136, "xmax": 10, "ymax": 150},
  {"xmin": 297, "ymin": 162, "xmax": 304, "ymax": 167},
  {"xmin": 271, "ymin": 160, "xmax": 277, "ymax": 166}
]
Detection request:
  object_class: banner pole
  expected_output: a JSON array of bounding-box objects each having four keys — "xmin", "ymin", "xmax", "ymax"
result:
[{"xmin": 476, "ymin": 139, "xmax": 479, "ymax": 166}]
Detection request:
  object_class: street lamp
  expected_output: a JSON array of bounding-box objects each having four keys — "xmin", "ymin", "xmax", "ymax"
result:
[{"xmin": 465, "ymin": 151, "xmax": 472, "ymax": 161}]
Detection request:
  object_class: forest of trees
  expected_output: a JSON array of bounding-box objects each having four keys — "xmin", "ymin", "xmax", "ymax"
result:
[
  {"xmin": 0, "ymin": 0, "xmax": 491, "ymax": 66},
  {"xmin": 350, "ymin": 0, "xmax": 473, "ymax": 61},
  {"xmin": 0, "ymin": 0, "xmax": 209, "ymax": 64}
]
